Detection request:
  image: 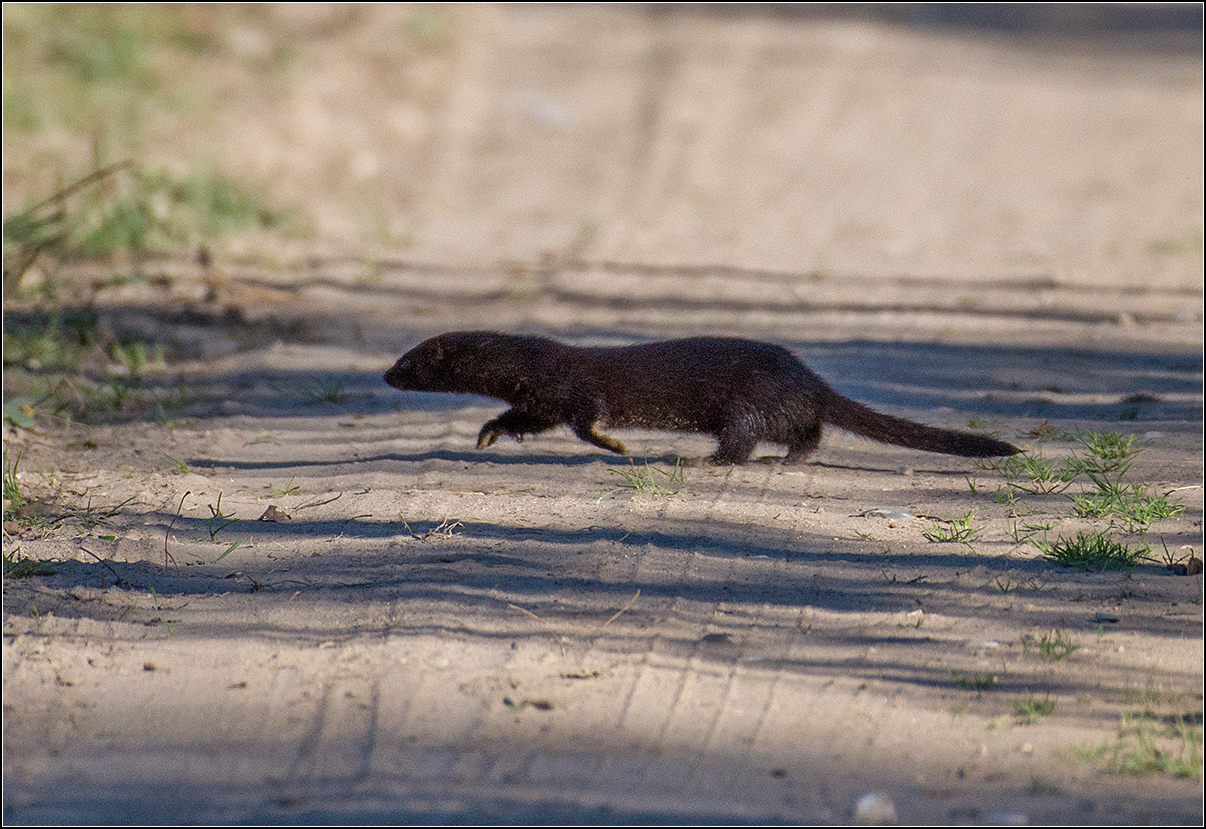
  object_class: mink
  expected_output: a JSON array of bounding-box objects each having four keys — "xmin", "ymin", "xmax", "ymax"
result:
[{"xmin": 384, "ymin": 332, "xmax": 1021, "ymax": 465}]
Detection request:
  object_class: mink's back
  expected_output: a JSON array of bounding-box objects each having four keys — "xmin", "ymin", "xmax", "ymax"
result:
[{"xmin": 573, "ymin": 337, "xmax": 825, "ymax": 434}]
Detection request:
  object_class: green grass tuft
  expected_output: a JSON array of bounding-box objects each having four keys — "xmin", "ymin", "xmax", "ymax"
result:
[
  {"xmin": 922, "ymin": 508, "xmax": 979, "ymax": 545},
  {"xmin": 1037, "ymin": 531, "xmax": 1149, "ymax": 572},
  {"xmin": 3, "ymin": 551, "xmax": 56, "ymax": 578},
  {"xmin": 598, "ymin": 457, "xmax": 686, "ymax": 502},
  {"xmin": 1025, "ymin": 628, "xmax": 1079, "ymax": 662},
  {"xmin": 1013, "ymin": 690, "xmax": 1057, "ymax": 724},
  {"xmin": 4, "ymin": 447, "xmax": 28, "ymax": 521}
]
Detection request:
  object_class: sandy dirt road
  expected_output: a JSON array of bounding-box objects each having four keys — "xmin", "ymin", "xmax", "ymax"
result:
[{"xmin": 3, "ymin": 5, "xmax": 1202, "ymax": 824}]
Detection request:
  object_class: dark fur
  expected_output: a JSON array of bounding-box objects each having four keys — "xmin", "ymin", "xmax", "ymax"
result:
[{"xmin": 384, "ymin": 332, "xmax": 1021, "ymax": 465}]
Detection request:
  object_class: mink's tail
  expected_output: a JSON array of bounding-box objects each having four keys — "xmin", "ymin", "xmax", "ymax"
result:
[{"xmin": 820, "ymin": 388, "xmax": 1021, "ymax": 458}]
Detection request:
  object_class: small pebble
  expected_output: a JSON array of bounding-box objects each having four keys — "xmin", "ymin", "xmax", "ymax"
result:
[
  {"xmin": 854, "ymin": 791, "xmax": 897, "ymax": 824},
  {"xmin": 861, "ymin": 508, "xmax": 917, "ymax": 521}
]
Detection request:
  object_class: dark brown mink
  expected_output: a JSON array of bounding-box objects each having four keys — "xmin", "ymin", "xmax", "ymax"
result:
[{"xmin": 383, "ymin": 332, "xmax": 1022, "ymax": 465}]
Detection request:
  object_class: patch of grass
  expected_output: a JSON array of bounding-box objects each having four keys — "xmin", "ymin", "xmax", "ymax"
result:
[
  {"xmin": 212, "ymin": 538, "xmax": 243, "ymax": 563},
  {"xmin": 2, "ymin": 309, "xmax": 100, "ymax": 371},
  {"xmin": 7, "ymin": 7, "xmax": 295, "ymax": 300},
  {"xmin": 3, "ymin": 305, "xmax": 193, "ymax": 424},
  {"xmin": 268, "ymin": 474, "xmax": 299, "ymax": 497},
  {"xmin": 1077, "ymin": 715, "xmax": 1202, "ymax": 779},
  {"xmin": 1067, "ymin": 429, "xmax": 1139, "ymax": 476},
  {"xmin": 177, "ymin": 537, "xmax": 245, "ymax": 567},
  {"xmin": 5, "ymin": 162, "xmax": 291, "ymax": 296},
  {"xmin": 3, "ymin": 447, "xmax": 27, "ymax": 521},
  {"xmin": 70, "ymin": 492, "xmax": 136, "ymax": 531},
  {"xmin": 1026, "ymin": 420, "xmax": 1077, "ymax": 441},
  {"xmin": 82, "ymin": 375, "xmax": 137, "ymax": 416},
  {"xmin": 205, "ymin": 492, "xmax": 237, "ymax": 541},
  {"xmin": 0, "ymin": 448, "xmax": 62, "ymax": 535},
  {"xmin": 1024, "ymin": 629, "xmax": 1079, "ymax": 662},
  {"xmin": 1007, "ymin": 518, "xmax": 1054, "ymax": 543},
  {"xmin": 986, "ymin": 428, "xmax": 1187, "ymax": 568},
  {"xmin": 598, "ymin": 457, "xmax": 686, "ymax": 502},
  {"xmin": 42, "ymin": 7, "xmax": 158, "ymax": 87},
  {"xmin": 999, "ymin": 496, "xmax": 1044, "ymax": 517},
  {"xmin": 1069, "ymin": 483, "xmax": 1133, "ymax": 519},
  {"xmin": 1023, "ymin": 575, "xmax": 1049, "ymax": 592},
  {"xmin": 952, "ymin": 670, "xmax": 996, "ymax": 696},
  {"xmin": 1147, "ymin": 539, "xmax": 1199, "ymax": 573},
  {"xmin": 1019, "ymin": 452, "xmax": 1077, "ymax": 494},
  {"xmin": 1013, "ymin": 690, "xmax": 1057, "ymax": 724},
  {"xmin": 163, "ymin": 454, "xmax": 190, "ymax": 474},
  {"xmin": 1036, "ymin": 531, "xmax": 1149, "ymax": 572},
  {"xmin": 922, "ymin": 508, "xmax": 979, "ymax": 544},
  {"xmin": 5, "ymin": 347, "xmax": 192, "ymax": 427},
  {"xmin": 1124, "ymin": 677, "xmax": 1171, "ymax": 708},
  {"xmin": 149, "ymin": 384, "xmax": 193, "ymax": 423},
  {"xmin": 303, "ymin": 377, "xmax": 348, "ymax": 405},
  {"xmin": 991, "ymin": 430, "xmax": 1182, "ymax": 534},
  {"xmin": 1072, "ymin": 481, "xmax": 1185, "ymax": 533},
  {"xmin": 991, "ymin": 447, "xmax": 1077, "ymax": 501},
  {"xmin": 3, "ymin": 551, "xmax": 56, "ymax": 578},
  {"xmin": 110, "ymin": 338, "xmax": 166, "ymax": 376}
]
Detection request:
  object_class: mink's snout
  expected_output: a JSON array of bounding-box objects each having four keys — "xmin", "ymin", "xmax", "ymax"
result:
[{"xmin": 383, "ymin": 358, "xmax": 410, "ymax": 389}]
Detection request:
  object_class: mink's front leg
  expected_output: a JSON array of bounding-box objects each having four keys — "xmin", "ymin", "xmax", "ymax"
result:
[
  {"xmin": 476, "ymin": 408, "xmax": 560, "ymax": 449},
  {"xmin": 571, "ymin": 423, "xmax": 627, "ymax": 455},
  {"xmin": 568, "ymin": 402, "xmax": 626, "ymax": 454}
]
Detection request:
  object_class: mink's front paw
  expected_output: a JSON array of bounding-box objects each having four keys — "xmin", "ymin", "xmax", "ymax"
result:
[{"xmin": 477, "ymin": 421, "xmax": 525, "ymax": 449}]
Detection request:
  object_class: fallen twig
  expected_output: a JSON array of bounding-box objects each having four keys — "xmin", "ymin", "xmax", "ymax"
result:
[
  {"xmin": 508, "ymin": 603, "xmax": 545, "ymax": 622},
  {"xmin": 602, "ymin": 589, "xmax": 640, "ymax": 627},
  {"xmin": 164, "ymin": 491, "xmax": 189, "ymax": 568},
  {"xmin": 295, "ymin": 492, "xmax": 343, "ymax": 510}
]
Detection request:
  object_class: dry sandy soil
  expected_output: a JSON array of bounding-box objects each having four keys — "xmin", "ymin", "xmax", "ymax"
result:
[{"xmin": 3, "ymin": 5, "xmax": 1203, "ymax": 824}]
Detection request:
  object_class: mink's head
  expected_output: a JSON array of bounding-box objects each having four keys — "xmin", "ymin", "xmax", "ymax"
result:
[
  {"xmin": 384, "ymin": 334, "xmax": 450, "ymax": 391},
  {"xmin": 383, "ymin": 332, "xmax": 500, "ymax": 393}
]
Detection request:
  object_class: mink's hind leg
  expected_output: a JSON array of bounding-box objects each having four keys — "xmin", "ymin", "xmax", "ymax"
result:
[
  {"xmin": 710, "ymin": 421, "xmax": 759, "ymax": 465},
  {"xmin": 784, "ymin": 422, "xmax": 823, "ymax": 464},
  {"xmin": 477, "ymin": 408, "xmax": 559, "ymax": 449}
]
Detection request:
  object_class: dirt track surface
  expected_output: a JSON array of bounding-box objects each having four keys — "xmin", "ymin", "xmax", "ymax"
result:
[{"xmin": 3, "ymin": 5, "xmax": 1203, "ymax": 825}]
